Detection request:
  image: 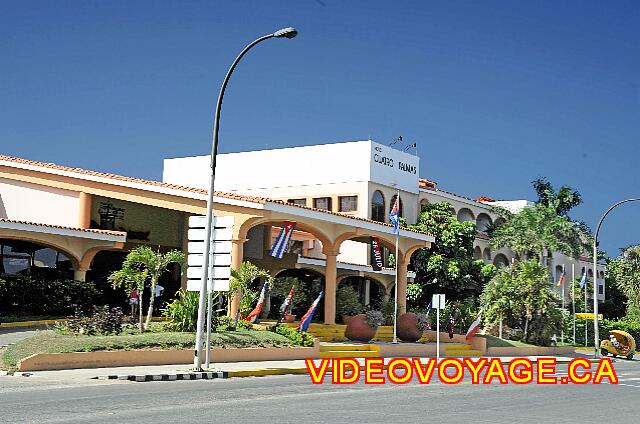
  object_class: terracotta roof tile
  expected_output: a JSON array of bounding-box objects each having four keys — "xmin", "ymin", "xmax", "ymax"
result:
[
  {"xmin": 0, "ymin": 155, "xmax": 435, "ymax": 238},
  {"xmin": 0, "ymin": 218, "xmax": 126, "ymax": 237}
]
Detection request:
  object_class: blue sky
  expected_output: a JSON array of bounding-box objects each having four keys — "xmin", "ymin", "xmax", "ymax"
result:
[{"xmin": 1, "ymin": 1, "xmax": 638, "ymax": 257}]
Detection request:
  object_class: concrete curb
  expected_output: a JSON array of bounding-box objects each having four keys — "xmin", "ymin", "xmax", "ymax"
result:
[
  {"xmin": 0, "ymin": 319, "xmax": 61, "ymax": 329},
  {"xmin": 95, "ymin": 371, "xmax": 227, "ymax": 382},
  {"xmin": 0, "ymin": 371, "xmax": 34, "ymax": 377}
]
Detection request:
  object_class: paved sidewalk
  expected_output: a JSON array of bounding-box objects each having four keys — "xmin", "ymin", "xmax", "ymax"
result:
[{"xmin": 0, "ymin": 355, "xmax": 586, "ymax": 383}]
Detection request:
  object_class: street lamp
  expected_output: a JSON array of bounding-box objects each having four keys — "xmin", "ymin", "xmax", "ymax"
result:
[
  {"xmin": 194, "ymin": 27, "xmax": 298, "ymax": 371},
  {"xmin": 592, "ymin": 198, "xmax": 640, "ymax": 358}
]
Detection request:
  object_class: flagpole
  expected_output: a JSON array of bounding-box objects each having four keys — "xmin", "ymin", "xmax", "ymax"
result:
[
  {"xmin": 572, "ymin": 263, "xmax": 576, "ymax": 344},
  {"xmin": 585, "ymin": 277, "xmax": 588, "ymax": 347},
  {"xmin": 561, "ymin": 264, "xmax": 565, "ymax": 345},
  {"xmin": 392, "ymin": 187, "xmax": 400, "ymax": 344}
]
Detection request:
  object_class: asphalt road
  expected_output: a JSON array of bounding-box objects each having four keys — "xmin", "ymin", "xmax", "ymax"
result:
[
  {"xmin": 1, "ymin": 360, "xmax": 639, "ymax": 424},
  {"xmin": 0, "ymin": 328, "xmax": 39, "ymax": 348}
]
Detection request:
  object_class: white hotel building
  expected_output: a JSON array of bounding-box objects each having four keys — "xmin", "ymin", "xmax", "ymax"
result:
[
  {"xmin": 164, "ymin": 140, "xmax": 605, "ymax": 304},
  {"xmin": 0, "ymin": 140, "xmax": 604, "ymax": 323}
]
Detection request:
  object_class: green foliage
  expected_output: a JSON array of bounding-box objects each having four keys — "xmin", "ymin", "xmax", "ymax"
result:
[
  {"xmin": 270, "ymin": 276, "xmax": 307, "ymax": 317},
  {"xmin": 607, "ymin": 245, "xmax": 640, "ymax": 316},
  {"xmin": 0, "ymin": 276, "xmax": 99, "ymax": 316},
  {"xmin": 162, "ymin": 289, "xmax": 220, "ymax": 332},
  {"xmin": 336, "ymin": 285, "xmax": 364, "ymax": 318},
  {"xmin": 532, "ymin": 177, "xmax": 582, "ymax": 218},
  {"xmin": 481, "ymin": 259, "xmax": 567, "ymax": 345},
  {"xmin": 215, "ymin": 315, "xmax": 253, "ymax": 331},
  {"xmin": 406, "ymin": 283, "xmax": 423, "ymax": 303},
  {"xmin": 268, "ymin": 324, "xmax": 315, "ymax": 347},
  {"xmin": 600, "ymin": 317, "xmax": 640, "ymax": 344},
  {"xmin": 1, "ymin": 330, "xmax": 295, "ymax": 370},
  {"xmin": 56, "ymin": 306, "xmax": 123, "ymax": 336},
  {"xmin": 364, "ymin": 310, "xmax": 384, "ymax": 328},
  {"xmin": 230, "ymin": 261, "xmax": 271, "ymax": 317},
  {"xmin": 109, "ymin": 246, "xmax": 185, "ymax": 331},
  {"xmin": 380, "ymin": 298, "xmax": 395, "ymax": 325},
  {"xmin": 409, "ymin": 202, "xmax": 493, "ymax": 303},
  {"xmin": 490, "ymin": 204, "xmax": 586, "ymax": 260}
]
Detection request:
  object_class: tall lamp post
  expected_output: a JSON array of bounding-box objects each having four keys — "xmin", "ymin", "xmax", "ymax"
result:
[
  {"xmin": 193, "ymin": 27, "xmax": 298, "ymax": 371},
  {"xmin": 592, "ymin": 198, "xmax": 640, "ymax": 358}
]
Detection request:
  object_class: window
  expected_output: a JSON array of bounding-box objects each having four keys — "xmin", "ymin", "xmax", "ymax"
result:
[
  {"xmin": 371, "ymin": 191, "xmax": 385, "ymax": 222},
  {"xmin": 338, "ymin": 196, "xmax": 358, "ymax": 212},
  {"xmin": 313, "ymin": 197, "xmax": 332, "ymax": 211},
  {"xmin": 599, "ymin": 284, "xmax": 604, "ymax": 295},
  {"xmin": 288, "ymin": 198, "xmax": 307, "ymax": 207},
  {"xmin": 0, "ymin": 239, "xmax": 71, "ymax": 277}
]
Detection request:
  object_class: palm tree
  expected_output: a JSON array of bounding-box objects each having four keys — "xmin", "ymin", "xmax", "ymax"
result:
[
  {"xmin": 532, "ymin": 177, "xmax": 582, "ymax": 217},
  {"xmin": 490, "ymin": 204, "xmax": 584, "ymax": 263},
  {"xmin": 229, "ymin": 261, "xmax": 271, "ymax": 328},
  {"xmin": 110, "ymin": 246, "xmax": 185, "ymax": 330}
]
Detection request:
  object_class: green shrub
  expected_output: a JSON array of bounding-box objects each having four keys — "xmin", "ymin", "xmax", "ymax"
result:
[
  {"xmin": 56, "ymin": 306, "xmax": 123, "ymax": 335},
  {"xmin": 163, "ymin": 289, "xmax": 200, "ymax": 332},
  {"xmin": 336, "ymin": 285, "xmax": 364, "ymax": 318},
  {"xmin": 268, "ymin": 324, "xmax": 314, "ymax": 347},
  {"xmin": 0, "ymin": 276, "xmax": 99, "ymax": 316},
  {"xmin": 216, "ymin": 315, "xmax": 253, "ymax": 331},
  {"xmin": 365, "ymin": 310, "xmax": 384, "ymax": 328},
  {"xmin": 601, "ymin": 317, "xmax": 640, "ymax": 343}
]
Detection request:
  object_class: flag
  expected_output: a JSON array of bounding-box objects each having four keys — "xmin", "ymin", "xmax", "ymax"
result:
[
  {"xmin": 270, "ymin": 221, "xmax": 296, "ymax": 259},
  {"xmin": 579, "ymin": 272, "xmax": 587, "ymax": 289},
  {"xmin": 297, "ymin": 291, "xmax": 323, "ymax": 332},
  {"xmin": 449, "ymin": 307, "xmax": 455, "ymax": 339},
  {"xmin": 390, "ymin": 197, "xmax": 400, "ymax": 236},
  {"xmin": 277, "ymin": 286, "xmax": 295, "ymax": 324},
  {"xmin": 465, "ymin": 308, "xmax": 484, "ymax": 340},
  {"xmin": 244, "ymin": 281, "xmax": 268, "ymax": 323},
  {"xmin": 556, "ymin": 272, "xmax": 565, "ymax": 287},
  {"xmin": 370, "ymin": 237, "xmax": 384, "ymax": 271}
]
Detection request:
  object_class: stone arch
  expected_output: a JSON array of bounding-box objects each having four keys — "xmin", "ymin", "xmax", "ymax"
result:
[
  {"xmin": 237, "ymin": 217, "xmax": 334, "ymax": 255},
  {"xmin": 338, "ymin": 275, "xmax": 387, "ymax": 309},
  {"xmin": 483, "ymin": 247, "xmax": 492, "ymax": 263},
  {"xmin": 493, "ymin": 253, "xmax": 509, "ymax": 267},
  {"xmin": 271, "ymin": 267, "xmax": 325, "ymax": 321},
  {"xmin": 476, "ymin": 213, "xmax": 492, "ymax": 232},
  {"xmin": 473, "ymin": 246, "xmax": 482, "ymax": 260},
  {"xmin": 457, "ymin": 208, "xmax": 475, "ymax": 223},
  {"xmin": 0, "ymin": 235, "xmax": 80, "ymax": 269},
  {"xmin": 494, "ymin": 217, "xmax": 506, "ymax": 227},
  {"xmin": 588, "ymin": 268, "xmax": 594, "ymax": 278},
  {"xmin": 334, "ymin": 232, "xmax": 403, "ymax": 264}
]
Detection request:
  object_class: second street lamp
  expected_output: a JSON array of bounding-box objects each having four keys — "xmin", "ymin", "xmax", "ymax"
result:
[{"xmin": 193, "ymin": 27, "xmax": 298, "ymax": 371}]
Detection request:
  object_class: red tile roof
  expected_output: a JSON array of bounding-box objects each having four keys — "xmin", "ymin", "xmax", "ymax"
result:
[
  {"xmin": 0, "ymin": 218, "xmax": 126, "ymax": 237},
  {"xmin": 0, "ymin": 155, "xmax": 434, "ymax": 238}
]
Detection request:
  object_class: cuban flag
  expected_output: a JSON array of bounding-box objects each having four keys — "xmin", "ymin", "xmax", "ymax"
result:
[
  {"xmin": 270, "ymin": 221, "xmax": 296, "ymax": 259},
  {"xmin": 277, "ymin": 286, "xmax": 295, "ymax": 324},
  {"xmin": 297, "ymin": 291, "xmax": 323, "ymax": 332},
  {"xmin": 465, "ymin": 308, "xmax": 483, "ymax": 340},
  {"xmin": 579, "ymin": 272, "xmax": 587, "ymax": 289},
  {"xmin": 390, "ymin": 197, "xmax": 400, "ymax": 236},
  {"xmin": 244, "ymin": 281, "xmax": 269, "ymax": 323}
]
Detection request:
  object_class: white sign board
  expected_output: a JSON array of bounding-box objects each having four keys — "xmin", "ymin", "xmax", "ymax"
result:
[
  {"xmin": 369, "ymin": 141, "xmax": 420, "ymax": 194},
  {"xmin": 432, "ymin": 294, "xmax": 446, "ymax": 310},
  {"xmin": 187, "ymin": 215, "xmax": 234, "ymax": 292}
]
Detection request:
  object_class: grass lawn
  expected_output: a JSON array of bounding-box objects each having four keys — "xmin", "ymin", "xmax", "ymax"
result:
[
  {"xmin": 1, "ymin": 329, "xmax": 295, "ymax": 369},
  {"xmin": 477, "ymin": 334, "xmax": 536, "ymax": 348}
]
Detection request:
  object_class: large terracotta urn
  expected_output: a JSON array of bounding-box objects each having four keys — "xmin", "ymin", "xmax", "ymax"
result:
[
  {"xmin": 344, "ymin": 314, "xmax": 377, "ymax": 343},
  {"xmin": 397, "ymin": 312, "xmax": 423, "ymax": 342}
]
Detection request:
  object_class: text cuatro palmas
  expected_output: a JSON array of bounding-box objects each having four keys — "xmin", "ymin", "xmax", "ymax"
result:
[{"xmin": 304, "ymin": 357, "xmax": 618, "ymax": 385}]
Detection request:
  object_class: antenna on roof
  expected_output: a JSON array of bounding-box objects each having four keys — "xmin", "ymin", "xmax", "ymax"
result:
[{"xmin": 389, "ymin": 135, "xmax": 402, "ymax": 146}]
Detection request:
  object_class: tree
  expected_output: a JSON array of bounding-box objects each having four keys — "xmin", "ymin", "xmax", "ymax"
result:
[
  {"xmin": 490, "ymin": 203, "xmax": 585, "ymax": 261},
  {"xmin": 532, "ymin": 177, "xmax": 582, "ymax": 218},
  {"xmin": 109, "ymin": 246, "xmax": 185, "ymax": 331},
  {"xmin": 409, "ymin": 202, "xmax": 496, "ymax": 305},
  {"xmin": 229, "ymin": 261, "xmax": 271, "ymax": 327},
  {"xmin": 481, "ymin": 259, "xmax": 566, "ymax": 344},
  {"xmin": 607, "ymin": 245, "xmax": 640, "ymax": 318}
]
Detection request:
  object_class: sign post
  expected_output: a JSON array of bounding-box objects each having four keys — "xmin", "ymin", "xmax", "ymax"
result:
[
  {"xmin": 432, "ymin": 294, "xmax": 445, "ymax": 363},
  {"xmin": 187, "ymin": 215, "xmax": 233, "ymax": 369}
]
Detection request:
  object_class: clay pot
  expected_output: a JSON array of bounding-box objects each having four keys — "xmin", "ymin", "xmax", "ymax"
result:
[
  {"xmin": 284, "ymin": 314, "xmax": 296, "ymax": 323},
  {"xmin": 344, "ymin": 314, "xmax": 377, "ymax": 343},
  {"xmin": 397, "ymin": 312, "xmax": 423, "ymax": 342}
]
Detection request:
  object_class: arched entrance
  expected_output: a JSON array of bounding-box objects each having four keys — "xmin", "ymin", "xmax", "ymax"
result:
[
  {"xmin": 338, "ymin": 276, "xmax": 386, "ymax": 310},
  {"xmin": 270, "ymin": 268, "xmax": 325, "ymax": 322}
]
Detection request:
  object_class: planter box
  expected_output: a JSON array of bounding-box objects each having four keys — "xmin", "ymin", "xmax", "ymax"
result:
[{"xmin": 17, "ymin": 340, "xmax": 320, "ymax": 371}]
